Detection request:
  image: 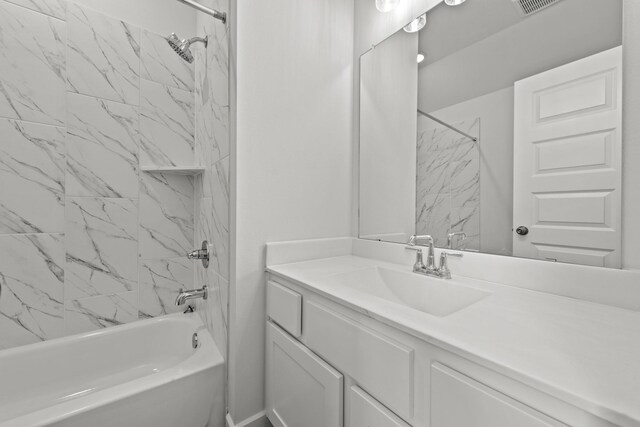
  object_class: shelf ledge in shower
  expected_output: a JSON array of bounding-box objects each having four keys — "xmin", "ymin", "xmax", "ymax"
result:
[{"xmin": 141, "ymin": 166, "xmax": 206, "ymax": 175}]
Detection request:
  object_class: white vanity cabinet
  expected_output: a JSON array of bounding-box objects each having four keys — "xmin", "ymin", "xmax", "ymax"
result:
[
  {"xmin": 265, "ymin": 321, "xmax": 343, "ymax": 427},
  {"xmin": 265, "ymin": 275, "xmax": 617, "ymax": 427},
  {"xmin": 430, "ymin": 364, "xmax": 567, "ymax": 427}
]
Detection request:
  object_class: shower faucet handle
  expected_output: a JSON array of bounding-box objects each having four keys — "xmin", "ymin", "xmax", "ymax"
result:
[{"xmin": 187, "ymin": 240, "xmax": 211, "ymax": 268}]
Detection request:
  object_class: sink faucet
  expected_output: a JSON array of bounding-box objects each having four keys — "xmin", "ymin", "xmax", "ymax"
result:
[
  {"xmin": 447, "ymin": 232, "xmax": 467, "ymax": 249},
  {"xmin": 406, "ymin": 235, "xmax": 462, "ymax": 279},
  {"xmin": 175, "ymin": 285, "xmax": 208, "ymax": 305}
]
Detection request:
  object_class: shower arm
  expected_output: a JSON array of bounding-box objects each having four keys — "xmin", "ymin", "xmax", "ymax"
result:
[{"xmin": 176, "ymin": 0, "xmax": 226, "ymax": 23}]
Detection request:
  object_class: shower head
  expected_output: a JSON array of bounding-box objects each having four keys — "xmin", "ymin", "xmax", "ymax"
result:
[{"xmin": 166, "ymin": 33, "xmax": 208, "ymax": 64}]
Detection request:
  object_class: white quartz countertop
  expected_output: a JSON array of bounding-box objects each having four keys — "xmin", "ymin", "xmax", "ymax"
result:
[{"xmin": 267, "ymin": 255, "xmax": 640, "ymax": 427}]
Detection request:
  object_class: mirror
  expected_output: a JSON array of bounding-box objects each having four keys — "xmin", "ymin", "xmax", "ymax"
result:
[{"xmin": 359, "ymin": 0, "xmax": 624, "ymax": 268}]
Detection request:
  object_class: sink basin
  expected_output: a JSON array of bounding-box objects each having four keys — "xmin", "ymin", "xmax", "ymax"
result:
[{"xmin": 323, "ymin": 267, "xmax": 491, "ymax": 317}]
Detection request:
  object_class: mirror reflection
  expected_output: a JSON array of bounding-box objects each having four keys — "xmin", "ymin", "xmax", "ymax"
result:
[{"xmin": 359, "ymin": 0, "xmax": 624, "ymax": 268}]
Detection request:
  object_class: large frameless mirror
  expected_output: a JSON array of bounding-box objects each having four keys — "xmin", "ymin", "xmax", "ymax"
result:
[{"xmin": 359, "ymin": 0, "xmax": 625, "ymax": 268}]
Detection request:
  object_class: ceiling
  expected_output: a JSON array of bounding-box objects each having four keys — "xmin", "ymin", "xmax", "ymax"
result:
[{"xmin": 419, "ymin": 0, "xmax": 523, "ymax": 66}]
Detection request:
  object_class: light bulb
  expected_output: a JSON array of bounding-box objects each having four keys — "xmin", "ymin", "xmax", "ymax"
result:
[
  {"xmin": 445, "ymin": 0, "xmax": 467, "ymax": 5},
  {"xmin": 417, "ymin": 53, "xmax": 425, "ymax": 63},
  {"xmin": 403, "ymin": 13, "xmax": 427, "ymax": 33},
  {"xmin": 375, "ymin": 0, "xmax": 399, "ymax": 12}
]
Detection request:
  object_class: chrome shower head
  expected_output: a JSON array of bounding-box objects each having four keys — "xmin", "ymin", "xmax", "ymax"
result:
[{"xmin": 166, "ymin": 33, "xmax": 208, "ymax": 64}]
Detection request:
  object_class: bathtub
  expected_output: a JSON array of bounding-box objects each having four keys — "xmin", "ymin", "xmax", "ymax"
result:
[{"xmin": 0, "ymin": 313, "xmax": 224, "ymax": 427}]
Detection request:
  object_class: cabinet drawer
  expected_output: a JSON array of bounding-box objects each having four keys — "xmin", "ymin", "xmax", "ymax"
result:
[
  {"xmin": 305, "ymin": 301, "xmax": 414, "ymax": 419},
  {"xmin": 267, "ymin": 280, "xmax": 302, "ymax": 337},
  {"xmin": 350, "ymin": 386, "xmax": 410, "ymax": 427},
  {"xmin": 431, "ymin": 363, "xmax": 568, "ymax": 427},
  {"xmin": 266, "ymin": 322, "xmax": 343, "ymax": 427}
]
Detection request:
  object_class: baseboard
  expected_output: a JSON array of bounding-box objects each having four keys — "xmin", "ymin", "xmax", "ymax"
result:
[{"xmin": 225, "ymin": 411, "xmax": 270, "ymax": 427}]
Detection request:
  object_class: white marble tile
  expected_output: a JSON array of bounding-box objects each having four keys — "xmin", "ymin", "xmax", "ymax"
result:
[
  {"xmin": 65, "ymin": 291, "xmax": 138, "ymax": 335},
  {"xmin": 139, "ymin": 173, "xmax": 194, "ymax": 259},
  {"xmin": 416, "ymin": 117, "xmax": 480, "ymax": 249},
  {"xmin": 66, "ymin": 93, "xmax": 139, "ymax": 198},
  {"xmin": 197, "ymin": 193, "xmax": 229, "ymax": 280},
  {"xmin": 140, "ymin": 79, "xmax": 195, "ymax": 167},
  {"xmin": 139, "ymin": 258, "xmax": 194, "ymax": 318},
  {"xmin": 196, "ymin": 0, "xmax": 229, "ymax": 107},
  {"xmin": 0, "ymin": 1, "xmax": 66, "ymax": 126},
  {"xmin": 140, "ymin": 30, "xmax": 195, "ymax": 92},
  {"xmin": 65, "ymin": 197, "xmax": 138, "ymax": 300},
  {"xmin": 0, "ymin": 119, "xmax": 65, "ymax": 234},
  {"xmin": 3, "ymin": 0, "xmax": 67, "ymax": 19},
  {"xmin": 0, "ymin": 234, "xmax": 64, "ymax": 350},
  {"xmin": 67, "ymin": 3, "xmax": 140, "ymax": 104},
  {"xmin": 195, "ymin": 268, "xmax": 228, "ymax": 361}
]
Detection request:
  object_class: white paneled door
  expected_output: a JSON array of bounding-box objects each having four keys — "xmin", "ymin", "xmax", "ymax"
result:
[{"xmin": 513, "ymin": 46, "xmax": 623, "ymax": 268}]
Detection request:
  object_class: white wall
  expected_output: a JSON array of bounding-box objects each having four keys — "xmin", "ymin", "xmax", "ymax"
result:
[
  {"xmin": 228, "ymin": 0, "xmax": 354, "ymax": 424},
  {"xmin": 360, "ymin": 30, "xmax": 418, "ymax": 242},
  {"xmin": 72, "ymin": 0, "xmax": 196, "ymax": 36},
  {"xmin": 622, "ymin": 1, "xmax": 640, "ymax": 269},
  {"xmin": 418, "ymin": 0, "xmax": 622, "ymax": 112},
  {"xmin": 427, "ymin": 88, "xmax": 514, "ymax": 256}
]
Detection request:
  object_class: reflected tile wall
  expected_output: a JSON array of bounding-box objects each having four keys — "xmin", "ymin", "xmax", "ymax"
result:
[
  {"xmin": 416, "ymin": 116, "xmax": 480, "ymax": 250},
  {"xmin": 0, "ymin": 1, "xmax": 66, "ymax": 126}
]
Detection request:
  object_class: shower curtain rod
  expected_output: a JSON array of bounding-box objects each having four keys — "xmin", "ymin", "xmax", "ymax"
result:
[
  {"xmin": 176, "ymin": 0, "xmax": 226, "ymax": 23},
  {"xmin": 417, "ymin": 109, "xmax": 478, "ymax": 142}
]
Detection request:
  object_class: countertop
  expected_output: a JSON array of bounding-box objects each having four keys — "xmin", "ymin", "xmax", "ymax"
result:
[{"xmin": 267, "ymin": 255, "xmax": 640, "ymax": 427}]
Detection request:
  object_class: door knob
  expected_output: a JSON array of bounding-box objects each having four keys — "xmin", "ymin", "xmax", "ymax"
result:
[{"xmin": 515, "ymin": 226, "xmax": 529, "ymax": 236}]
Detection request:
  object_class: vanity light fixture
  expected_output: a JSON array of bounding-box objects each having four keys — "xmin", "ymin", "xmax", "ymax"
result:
[
  {"xmin": 403, "ymin": 13, "xmax": 427, "ymax": 33},
  {"xmin": 375, "ymin": 0, "xmax": 399, "ymax": 12},
  {"xmin": 445, "ymin": 0, "xmax": 467, "ymax": 5},
  {"xmin": 417, "ymin": 53, "xmax": 425, "ymax": 63}
]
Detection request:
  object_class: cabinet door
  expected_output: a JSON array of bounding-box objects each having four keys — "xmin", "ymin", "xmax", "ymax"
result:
[
  {"xmin": 349, "ymin": 386, "xmax": 410, "ymax": 427},
  {"xmin": 266, "ymin": 321, "xmax": 343, "ymax": 427},
  {"xmin": 431, "ymin": 363, "xmax": 568, "ymax": 427}
]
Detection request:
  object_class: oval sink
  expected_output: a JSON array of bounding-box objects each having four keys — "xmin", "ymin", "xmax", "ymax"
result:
[{"xmin": 323, "ymin": 267, "xmax": 491, "ymax": 317}]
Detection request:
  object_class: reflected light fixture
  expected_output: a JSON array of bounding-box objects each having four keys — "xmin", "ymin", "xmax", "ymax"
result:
[
  {"xmin": 375, "ymin": 0, "xmax": 399, "ymax": 12},
  {"xmin": 445, "ymin": 0, "xmax": 467, "ymax": 5},
  {"xmin": 417, "ymin": 53, "xmax": 425, "ymax": 64},
  {"xmin": 403, "ymin": 13, "xmax": 427, "ymax": 33}
]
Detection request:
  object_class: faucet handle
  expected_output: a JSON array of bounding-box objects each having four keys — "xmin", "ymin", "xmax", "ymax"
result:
[
  {"xmin": 439, "ymin": 252, "xmax": 452, "ymax": 279},
  {"xmin": 405, "ymin": 246, "xmax": 425, "ymax": 272}
]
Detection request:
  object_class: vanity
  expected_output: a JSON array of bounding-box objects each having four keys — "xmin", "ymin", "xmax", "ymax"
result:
[
  {"xmin": 263, "ymin": 238, "xmax": 640, "ymax": 427},
  {"xmin": 264, "ymin": 0, "xmax": 639, "ymax": 426}
]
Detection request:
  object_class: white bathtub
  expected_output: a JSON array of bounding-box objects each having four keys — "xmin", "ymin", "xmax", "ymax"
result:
[{"xmin": 0, "ymin": 313, "xmax": 224, "ymax": 427}]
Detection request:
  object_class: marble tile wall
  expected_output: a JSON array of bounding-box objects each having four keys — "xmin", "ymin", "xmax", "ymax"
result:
[
  {"xmin": 0, "ymin": 0, "xmax": 211, "ymax": 349},
  {"xmin": 416, "ymin": 115, "xmax": 480, "ymax": 250},
  {"xmin": 193, "ymin": 0, "xmax": 230, "ymax": 368}
]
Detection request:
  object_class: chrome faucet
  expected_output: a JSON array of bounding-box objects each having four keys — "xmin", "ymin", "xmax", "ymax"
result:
[
  {"xmin": 175, "ymin": 285, "xmax": 208, "ymax": 305},
  {"xmin": 406, "ymin": 235, "xmax": 462, "ymax": 279},
  {"xmin": 447, "ymin": 232, "xmax": 467, "ymax": 249},
  {"xmin": 188, "ymin": 240, "xmax": 210, "ymax": 268}
]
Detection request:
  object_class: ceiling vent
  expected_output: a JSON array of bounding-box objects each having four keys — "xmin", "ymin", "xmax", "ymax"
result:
[{"xmin": 511, "ymin": 0, "xmax": 561, "ymax": 16}]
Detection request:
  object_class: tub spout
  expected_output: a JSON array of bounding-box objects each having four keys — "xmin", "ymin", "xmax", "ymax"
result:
[{"xmin": 175, "ymin": 285, "xmax": 208, "ymax": 305}]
